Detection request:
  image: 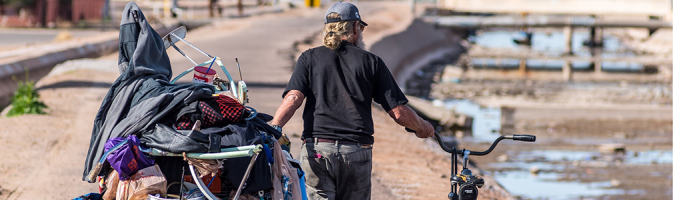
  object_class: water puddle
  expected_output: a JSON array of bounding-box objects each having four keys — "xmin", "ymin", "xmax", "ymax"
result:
[
  {"xmin": 472, "ymin": 30, "xmax": 629, "ymax": 55},
  {"xmin": 493, "ymin": 171, "xmax": 625, "ymax": 199},
  {"xmin": 489, "ymin": 150, "xmax": 673, "ymax": 169},
  {"xmin": 433, "ymin": 99, "xmax": 501, "ymax": 141},
  {"xmin": 469, "ymin": 30, "xmax": 648, "ymax": 71},
  {"xmin": 483, "ymin": 149, "xmax": 672, "ymax": 199}
]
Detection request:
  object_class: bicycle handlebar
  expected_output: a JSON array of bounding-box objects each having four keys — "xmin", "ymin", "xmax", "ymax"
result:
[
  {"xmin": 406, "ymin": 128, "xmax": 536, "ymax": 156},
  {"xmin": 511, "ymin": 134, "xmax": 537, "ymax": 142}
]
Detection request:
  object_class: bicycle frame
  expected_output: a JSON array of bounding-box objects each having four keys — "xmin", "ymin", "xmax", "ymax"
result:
[
  {"xmin": 435, "ymin": 131, "xmax": 535, "ymax": 200},
  {"xmin": 407, "ymin": 128, "xmax": 535, "ymax": 199}
]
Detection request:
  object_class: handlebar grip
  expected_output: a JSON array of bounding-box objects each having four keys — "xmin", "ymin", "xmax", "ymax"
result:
[
  {"xmin": 512, "ymin": 134, "xmax": 536, "ymax": 142},
  {"xmin": 405, "ymin": 128, "xmax": 416, "ymax": 133}
]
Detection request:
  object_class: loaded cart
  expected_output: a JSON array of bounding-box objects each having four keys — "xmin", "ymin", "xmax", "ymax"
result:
[{"xmin": 79, "ymin": 2, "xmax": 304, "ymax": 200}]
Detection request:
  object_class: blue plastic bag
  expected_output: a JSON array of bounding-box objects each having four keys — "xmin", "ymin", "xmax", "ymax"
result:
[{"xmin": 72, "ymin": 193, "xmax": 102, "ymax": 200}]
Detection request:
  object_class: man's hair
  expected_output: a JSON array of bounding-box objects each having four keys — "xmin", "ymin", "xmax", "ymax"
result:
[{"xmin": 323, "ymin": 12, "xmax": 359, "ymax": 50}]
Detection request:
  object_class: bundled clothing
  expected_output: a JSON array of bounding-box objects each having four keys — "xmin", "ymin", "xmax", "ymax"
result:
[
  {"xmin": 82, "ymin": 3, "xmax": 306, "ymax": 199},
  {"xmin": 82, "ymin": 2, "xmax": 215, "ymax": 182},
  {"xmin": 175, "ymin": 94, "xmax": 248, "ymax": 130}
]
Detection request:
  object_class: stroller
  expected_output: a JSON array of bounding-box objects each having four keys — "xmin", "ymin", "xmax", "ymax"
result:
[{"xmin": 79, "ymin": 2, "xmax": 304, "ymax": 200}]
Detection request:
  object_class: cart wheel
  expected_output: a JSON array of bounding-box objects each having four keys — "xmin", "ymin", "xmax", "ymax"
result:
[{"xmin": 189, "ymin": 164, "xmax": 219, "ymax": 200}]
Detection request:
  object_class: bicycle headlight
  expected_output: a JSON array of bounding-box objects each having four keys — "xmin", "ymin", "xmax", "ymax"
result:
[{"xmin": 458, "ymin": 184, "xmax": 478, "ymax": 200}]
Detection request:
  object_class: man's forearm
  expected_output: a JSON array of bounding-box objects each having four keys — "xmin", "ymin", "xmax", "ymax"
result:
[
  {"xmin": 387, "ymin": 104, "xmax": 427, "ymax": 132},
  {"xmin": 271, "ymin": 90, "xmax": 305, "ymax": 127}
]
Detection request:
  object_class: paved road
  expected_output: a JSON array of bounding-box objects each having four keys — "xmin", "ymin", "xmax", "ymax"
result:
[{"xmin": 0, "ymin": 29, "xmax": 105, "ymax": 48}]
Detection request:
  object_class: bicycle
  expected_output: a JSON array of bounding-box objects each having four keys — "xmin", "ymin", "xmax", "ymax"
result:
[{"xmin": 406, "ymin": 128, "xmax": 536, "ymax": 200}]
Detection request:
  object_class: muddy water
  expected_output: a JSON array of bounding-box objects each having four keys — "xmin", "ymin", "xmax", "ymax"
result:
[
  {"xmin": 486, "ymin": 149, "xmax": 672, "ymax": 199},
  {"xmin": 437, "ymin": 99, "xmax": 501, "ymax": 141},
  {"xmin": 469, "ymin": 30, "xmax": 649, "ymax": 72}
]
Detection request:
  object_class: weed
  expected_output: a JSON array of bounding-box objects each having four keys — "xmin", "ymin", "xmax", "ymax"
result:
[{"xmin": 6, "ymin": 76, "xmax": 47, "ymax": 117}]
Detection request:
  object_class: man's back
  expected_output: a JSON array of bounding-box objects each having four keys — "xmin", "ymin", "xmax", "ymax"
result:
[
  {"xmin": 270, "ymin": 3, "xmax": 435, "ymax": 199},
  {"xmin": 286, "ymin": 41, "xmax": 407, "ymax": 144}
]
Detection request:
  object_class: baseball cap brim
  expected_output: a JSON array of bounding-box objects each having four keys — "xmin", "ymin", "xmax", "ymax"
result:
[
  {"xmin": 325, "ymin": 18, "xmax": 367, "ymax": 26},
  {"xmin": 359, "ymin": 20, "xmax": 368, "ymax": 26}
]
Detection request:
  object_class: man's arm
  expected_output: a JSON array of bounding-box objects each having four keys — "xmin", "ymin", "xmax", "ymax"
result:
[
  {"xmin": 387, "ymin": 104, "xmax": 434, "ymax": 138},
  {"xmin": 271, "ymin": 90, "xmax": 305, "ymax": 127}
]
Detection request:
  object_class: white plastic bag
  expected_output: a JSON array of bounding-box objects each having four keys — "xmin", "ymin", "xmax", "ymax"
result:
[{"xmin": 116, "ymin": 164, "xmax": 167, "ymax": 200}]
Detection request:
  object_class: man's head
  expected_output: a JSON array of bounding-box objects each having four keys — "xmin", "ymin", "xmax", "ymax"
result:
[{"xmin": 323, "ymin": 2, "xmax": 367, "ymax": 50}]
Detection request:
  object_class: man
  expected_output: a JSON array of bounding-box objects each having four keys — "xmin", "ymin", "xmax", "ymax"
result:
[
  {"xmin": 209, "ymin": 0, "xmax": 223, "ymax": 17},
  {"xmin": 270, "ymin": 2, "xmax": 435, "ymax": 200}
]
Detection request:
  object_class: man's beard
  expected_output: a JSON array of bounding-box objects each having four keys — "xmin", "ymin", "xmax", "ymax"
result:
[
  {"xmin": 356, "ymin": 30, "xmax": 366, "ymax": 49},
  {"xmin": 356, "ymin": 34, "xmax": 366, "ymax": 49}
]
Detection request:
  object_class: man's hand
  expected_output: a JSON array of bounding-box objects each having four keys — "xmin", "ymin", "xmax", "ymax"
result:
[{"xmin": 415, "ymin": 120, "xmax": 434, "ymax": 138}]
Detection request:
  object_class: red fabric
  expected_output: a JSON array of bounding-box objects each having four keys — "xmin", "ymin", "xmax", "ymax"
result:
[
  {"xmin": 175, "ymin": 95, "xmax": 246, "ymax": 130},
  {"xmin": 175, "ymin": 116, "xmax": 193, "ymax": 130}
]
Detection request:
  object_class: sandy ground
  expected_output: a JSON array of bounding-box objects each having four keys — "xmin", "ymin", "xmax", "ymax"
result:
[{"xmin": 0, "ymin": 63, "xmax": 117, "ymax": 199}]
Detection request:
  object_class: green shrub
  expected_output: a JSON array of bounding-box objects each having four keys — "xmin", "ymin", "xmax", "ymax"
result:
[{"xmin": 6, "ymin": 79, "xmax": 47, "ymax": 117}]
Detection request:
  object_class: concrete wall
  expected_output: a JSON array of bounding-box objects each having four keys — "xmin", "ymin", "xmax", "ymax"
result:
[
  {"xmin": 438, "ymin": 0, "xmax": 672, "ymax": 17},
  {"xmin": 369, "ymin": 19, "xmax": 463, "ymax": 91}
]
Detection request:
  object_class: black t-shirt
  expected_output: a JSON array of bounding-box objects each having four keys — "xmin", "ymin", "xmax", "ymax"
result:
[{"xmin": 283, "ymin": 41, "xmax": 407, "ymax": 144}]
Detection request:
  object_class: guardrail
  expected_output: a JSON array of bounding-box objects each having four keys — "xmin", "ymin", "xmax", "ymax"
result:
[
  {"xmin": 426, "ymin": 16, "xmax": 673, "ymax": 29},
  {"xmin": 436, "ymin": 0, "xmax": 672, "ymax": 16}
]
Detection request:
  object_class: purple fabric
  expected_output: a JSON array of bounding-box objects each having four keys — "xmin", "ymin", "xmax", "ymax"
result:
[{"xmin": 104, "ymin": 135, "xmax": 154, "ymax": 180}]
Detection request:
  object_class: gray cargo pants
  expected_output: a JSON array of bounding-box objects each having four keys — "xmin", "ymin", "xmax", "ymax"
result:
[{"xmin": 300, "ymin": 139, "xmax": 373, "ymax": 200}]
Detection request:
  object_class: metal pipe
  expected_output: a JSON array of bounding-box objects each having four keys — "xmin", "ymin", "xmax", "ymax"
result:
[
  {"xmin": 233, "ymin": 153, "xmax": 260, "ymax": 200},
  {"xmin": 428, "ymin": 16, "xmax": 673, "ymax": 28},
  {"xmin": 173, "ymin": 33, "xmax": 214, "ymax": 58},
  {"xmin": 141, "ymin": 145, "xmax": 262, "ymax": 159},
  {"xmin": 170, "ymin": 42, "xmax": 199, "ymax": 66}
]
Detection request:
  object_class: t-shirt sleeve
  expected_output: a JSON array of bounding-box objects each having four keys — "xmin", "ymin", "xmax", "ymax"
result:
[
  {"xmin": 283, "ymin": 51, "xmax": 311, "ymax": 98},
  {"xmin": 372, "ymin": 57, "xmax": 408, "ymax": 111}
]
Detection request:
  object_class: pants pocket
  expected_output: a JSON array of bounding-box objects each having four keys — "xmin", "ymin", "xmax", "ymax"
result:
[
  {"xmin": 338, "ymin": 148, "xmax": 372, "ymax": 199},
  {"xmin": 343, "ymin": 148, "xmax": 372, "ymax": 166},
  {"xmin": 300, "ymin": 144, "xmax": 331, "ymax": 190}
]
